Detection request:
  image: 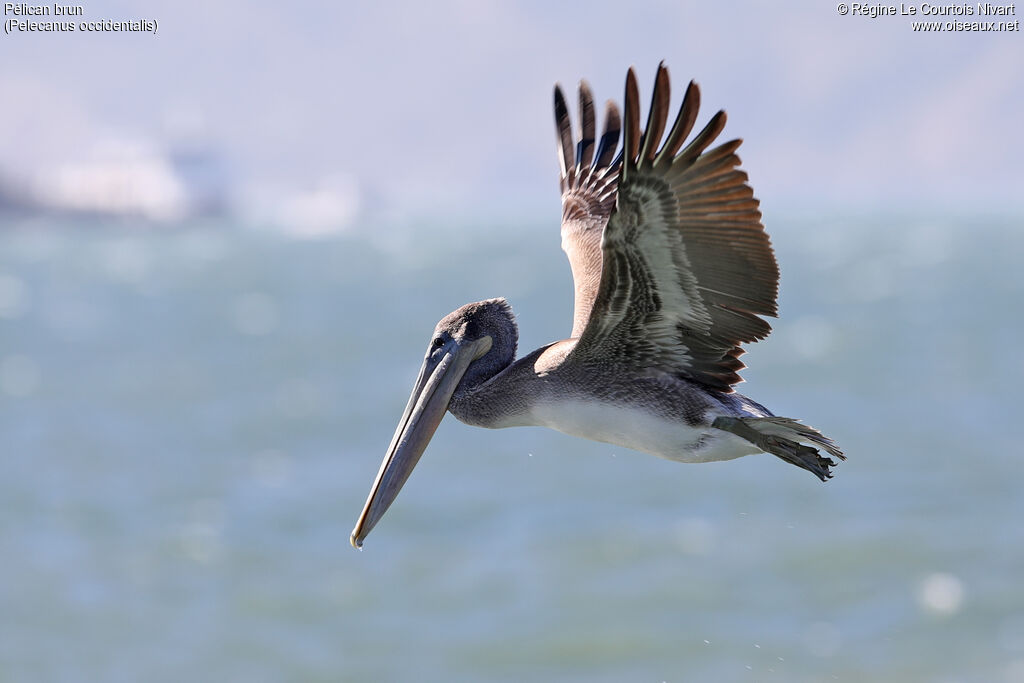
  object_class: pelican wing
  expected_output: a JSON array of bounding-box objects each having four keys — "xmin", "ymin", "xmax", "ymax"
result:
[
  {"xmin": 554, "ymin": 81, "xmax": 622, "ymax": 338},
  {"xmin": 570, "ymin": 65, "xmax": 779, "ymax": 392}
]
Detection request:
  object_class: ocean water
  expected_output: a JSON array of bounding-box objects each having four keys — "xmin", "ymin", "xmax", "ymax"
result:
[{"xmin": 0, "ymin": 213, "xmax": 1022, "ymax": 682}]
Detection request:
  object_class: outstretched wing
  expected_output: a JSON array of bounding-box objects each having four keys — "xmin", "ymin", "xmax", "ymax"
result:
[
  {"xmin": 570, "ymin": 64, "xmax": 779, "ymax": 392},
  {"xmin": 554, "ymin": 81, "xmax": 621, "ymax": 338}
]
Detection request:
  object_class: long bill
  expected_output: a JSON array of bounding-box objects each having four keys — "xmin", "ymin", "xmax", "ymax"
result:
[{"xmin": 350, "ymin": 337, "xmax": 490, "ymax": 548}]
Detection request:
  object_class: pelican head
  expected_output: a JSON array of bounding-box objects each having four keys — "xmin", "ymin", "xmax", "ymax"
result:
[{"xmin": 351, "ymin": 298, "xmax": 517, "ymax": 547}]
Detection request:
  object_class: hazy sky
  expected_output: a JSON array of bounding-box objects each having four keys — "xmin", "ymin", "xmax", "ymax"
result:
[{"xmin": 2, "ymin": 0, "xmax": 1021, "ymax": 222}]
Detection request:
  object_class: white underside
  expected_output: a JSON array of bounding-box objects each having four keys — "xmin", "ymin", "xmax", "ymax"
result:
[{"xmin": 528, "ymin": 399, "xmax": 760, "ymax": 464}]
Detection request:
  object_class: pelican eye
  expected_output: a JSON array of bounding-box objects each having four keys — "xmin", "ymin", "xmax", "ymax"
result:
[{"xmin": 430, "ymin": 336, "xmax": 445, "ymax": 349}]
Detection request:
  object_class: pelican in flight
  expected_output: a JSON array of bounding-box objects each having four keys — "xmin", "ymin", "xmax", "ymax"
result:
[{"xmin": 351, "ymin": 64, "xmax": 843, "ymax": 548}]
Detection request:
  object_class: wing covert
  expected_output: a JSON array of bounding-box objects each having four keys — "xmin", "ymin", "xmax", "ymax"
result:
[{"xmin": 570, "ymin": 64, "xmax": 779, "ymax": 392}]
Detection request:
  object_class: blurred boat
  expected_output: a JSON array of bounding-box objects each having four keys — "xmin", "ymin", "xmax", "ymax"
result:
[{"xmin": 0, "ymin": 138, "xmax": 230, "ymax": 223}]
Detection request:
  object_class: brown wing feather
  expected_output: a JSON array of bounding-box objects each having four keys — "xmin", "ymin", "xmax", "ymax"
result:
[
  {"xmin": 570, "ymin": 64, "xmax": 779, "ymax": 392},
  {"xmin": 555, "ymin": 80, "xmax": 622, "ymax": 338}
]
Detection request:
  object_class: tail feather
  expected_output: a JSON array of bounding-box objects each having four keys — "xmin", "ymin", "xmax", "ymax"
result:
[{"xmin": 712, "ymin": 416, "xmax": 845, "ymax": 482}]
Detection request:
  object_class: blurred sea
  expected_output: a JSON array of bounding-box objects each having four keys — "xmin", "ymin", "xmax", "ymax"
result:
[{"xmin": 0, "ymin": 213, "xmax": 1022, "ymax": 682}]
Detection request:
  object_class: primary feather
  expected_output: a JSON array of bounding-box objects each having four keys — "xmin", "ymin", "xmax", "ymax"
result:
[{"xmin": 561, "ymin": 63, "xmax": 779, "ymax": 392}]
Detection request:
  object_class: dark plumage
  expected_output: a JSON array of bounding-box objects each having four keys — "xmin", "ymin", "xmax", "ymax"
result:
[{"xmin": 350, "ymin": 64, "xmax": 844, "ymax": 548}]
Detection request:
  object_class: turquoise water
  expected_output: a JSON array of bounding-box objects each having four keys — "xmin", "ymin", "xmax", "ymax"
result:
[{"xmin": 1, "ymin": 215, "xmax": 1022, "ymax": 682}]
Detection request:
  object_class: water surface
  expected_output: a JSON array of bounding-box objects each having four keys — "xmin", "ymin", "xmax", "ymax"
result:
[{"xmin": 0, "ymin": 214, "xmax": 1021, "ymax": 682}]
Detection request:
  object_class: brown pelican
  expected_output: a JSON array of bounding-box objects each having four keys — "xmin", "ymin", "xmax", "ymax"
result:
[{"xmin": 351, "ymin": 64, "xmax": 844, "ymax": 548}]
